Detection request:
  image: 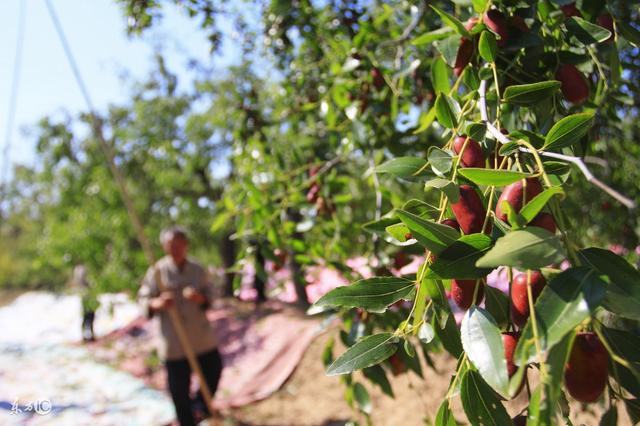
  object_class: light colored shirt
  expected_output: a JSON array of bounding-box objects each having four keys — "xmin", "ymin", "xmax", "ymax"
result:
[{"xmin": 138, "ymin": 256, "xmax": 217, "ymax": 361}]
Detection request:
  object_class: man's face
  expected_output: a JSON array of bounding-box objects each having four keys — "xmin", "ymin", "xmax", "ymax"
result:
[{"xmin": 163, "ymin": 234, "xmax": 188, "ymax": 265}]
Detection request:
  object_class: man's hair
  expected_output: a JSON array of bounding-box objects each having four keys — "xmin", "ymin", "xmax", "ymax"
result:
[{"xmin": 159, "ymin": 226, "xmax": 189, "ymax": 245}]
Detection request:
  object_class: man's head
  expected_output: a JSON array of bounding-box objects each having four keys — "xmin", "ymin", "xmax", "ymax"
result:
[{"xmin": 160, "ymin": 226, "xmax": 189, "ymax": 266}]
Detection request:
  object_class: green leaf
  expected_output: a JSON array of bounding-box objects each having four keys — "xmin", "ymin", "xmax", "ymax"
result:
[
  {"xmin": 386, "ymin": 222, "xmax": 413, "ymax": 243},
  {"xmin": 432, "ymin": 56, "xmax": 451, "ymax": 95},
  {"xmin": 597, "ymin": 325, "xmax": 640, "ymax": 363},
  {"xmin": 353, "ymin": 382, "xmax": 372, "ymax": 414},
  {"xmin": 413, "ymin": 107, "xmax": 438, "ymax": 134},
  {"xmin": 503, "ymin": 81, "xmax": 561, "ymax": 106},
  {"xmin": 600, "ymin": 407, "xmax": 618, "ymax": 426},
  {"xmin": 430, "ymin": 5, "xmax": 471, "ymax": 37},
  {"xmin": 461, "ymin": 307, "xmax": 510, "ymax": 397},
  {"xmin": 466, "ymin": 122, "xmax": 486, "ymax": 141},
  {"xmin": 434, "ymin": 94, "xmax": 459, "ymax": 128},
  {"xmin": 412, "ymin": 27, "xmax": 454, "ymax": 46},
  {"xmin": 544, "ymin": 331, "xmax": 575, "ymax": 405},
  {"xmin": 458, "ymin": 168, "xmax": 531, "ymax": 186},
  {"xmin": 396, "ymin": 209, "xmax": 460, "ymax": 254},
  {"xmin": 363, "ymin": 364, "xmax": 394, "ymax": 398},
  {"xmin": 435, "ymin": 400, "xmax": 457, "ymax": 426},
  {"xmin": 484, "ymin": 286, "xmax": 509, "ymax": 327},
  {"xmin": 435, "ymin": 313, "xmax": 463, "ymax": 358},
  {"xmin": 462, "ymin": 66, "xmax": 480, "ymax": 90},
  {"xmin": 578, "ymin": 247, "xmax": 640, "ymax": 321},
  {"xmin": 402, "ymin": 199, "xmax": 440, "ymax": 216},
  {"xmin": 429, "ymin": 234, "xmax": 495, "ymax": 279},
  {"xmin": 460, "ymin": 370, "xmax": 512, "ymax": 426},
  {"xmin": 428, "ymin": 147, "xmax": 454, "ymax": 177},
  {"xmin": 471, "ymin": 0, "xmax": 487, "ymax": 14},
  {"xmin": 363, "ymin": 217, "xmax": 400, "ymax": 235},
  {"xmin": 413, "ymin": 275, "xmax": 430, "ymax": 330},
  {"xmin": 566, "ymin": 16, "xmax": 612, "ymax": 45},
  {"xmin": 424, "ymin": 277, "xmax": 449, "ymax": 310},
  {"xmin": 514, "ymin": 267, "xmax": 606, "ymax": 364},
  {"xmin": 425, "ymin": 178, "xmax": 460, "ymax": 202},
  {"xmin": 376, "ymin": 157, "xmax": 428, "ymax": 178},
  {"xmin": 478, "ymin": 31, "xmax": 498, "ymax": 62},
  {"xmin": 435, "ymin": 35, "xmax": 463, "ymax": 68},
  {"xmin": 498, "ymin": 141, "xmax": 519, "ymax": 156},
  {"xmin": 476, "ymin": 228, "xmax": 566, "ymax": 270},
  {"xmin": 313, "ymin": 277, "xmax": 415, "ymax": 313},
  {"xmin": 520, "ymin": 187, "xmax": 565, "ymax": 222},
  {"xmin": 543, "ymin": 112, "xmax": 595, "ymax": 150},
  {"xmin": 327, "ymin": 333, "xmax": 398, "ymax": 375},
  {"xmin": 617, "ymin": 22, "xmax": 640, "ymax": 47}
]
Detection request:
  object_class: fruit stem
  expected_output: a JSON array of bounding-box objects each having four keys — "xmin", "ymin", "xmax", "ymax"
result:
[
  {"xmin": 527, "ymin": 269, "xmax": 548, "ymax": 378},
  {"xmin": 481, "ymin": 186, "xmax": 495, "ymax": 233}
]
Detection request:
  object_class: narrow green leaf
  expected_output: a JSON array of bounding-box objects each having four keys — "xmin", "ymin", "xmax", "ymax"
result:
[
  {"xmin": 363, "ymin": 364, "xmax": 394, "ymax": 398},
  {"xmin": 460, "ymin": 370, "xmax": 512, "ymax": 426},
  {"xmin": 618, "ymin": 22, "xmax": 640, "ymax": 47},
  {"xmin": 432, "ymin": 56, "xmax": 451, "ymax": 95},
  {"xmin": 363, "ymin": 217, "xmax": 400, "ymax": 235},
  {"xmin": 520, "ymin": 187, "xmax": 565, "ymax": 222},
  {"xmin": 327, "ymin": 333, "xmax": 398, "ymax": 375},
  {"xmin": 413, "ymin": 276, "xmax": 431, "ymax": 331},
  {"xmin": 313, "ymin": 277, "xmax": 415, "ymax": 313},
  {"xmin": 435, "ymin": 313, "xmax": 463, "ymax": 358},
  {"xmin": 434, "ymin": 94, "xmax": 459, "ymax": 128},
  {"xmin": 411, "ymin": 27, "xmax": 454, "ymax": 46},
  {"xmin": 429, "ymin": 234, "xmax": 495, "ymax": 279},
  {"xmin": 353, "ymin": 382, "xmax": 372, "ymax": 414},
  {"xmin": 544, "ymin": 331, "xmax": 575, "ymax": 404},
  {"xmin": 514, "ymin": 267, "xmax": 606, "ymax": 364},
  {"xmin": 543, "ymin": 112, "xmax": 595, "ymax": 150},
  {"xmin": 386, "ymin": 222, "xmax": 412, "ymax": 243},
  {"xmin": 376, "ymin": 157, "xmax": 428, "ymax": 178},
  {"xmin": 479, "ymin": 31, "xmax": 498, "ymax": 62},
  {"xmin": 435, "ymin": 35, "xmax": 463, "ymax": 67},
  {"xmin": 461, "ymin": 307, "xmax": 510, "ymax": 397},
  {"xmin": 435, "ymin": 400, "xmax": 457, "ymax": 426},
  {"xmin": 425, "ymin": 178, "xmax": 460, "ymax": 203},
  {"xmin": 458, "ymin": 168, "xmax": 531, "ymax": 186},
  {"xmin": 430, "ymin": 5, "xmax": 471, "ymax": 37},
  {"xmin": 566, "ymin": 16, "xmax": 612, "ymax": 45},
  {"xmin": 484, "ymin": 286, "xmax": 509, "ymax": 327},
  {"xmin": 413, "ymin": 107, "xmax": 438, "ymax": 134},
  {"xmin": 396, "ymin": 209, "xmax": 460, "ymax": 254},
  {"xmin": 466, "ymin": 122, "xmax": 486, "ymax": 141},
  {"xmin": 579, "ymin": 247, "xmax": 640, "ymax": 321},
  {"xmin": 476, "ymin": 228, "xmax": 566, "ymax": 270},
  {"xmin": 428, "ymin": 147, "xmax": 454, "ymax": 177},
  {"xmin": 503, "ymin": 81, "xmax": 561, "ymax": 106},
  {"xmin": 472, "ymin": 0, "xmax": 487, "ymax": 14}
]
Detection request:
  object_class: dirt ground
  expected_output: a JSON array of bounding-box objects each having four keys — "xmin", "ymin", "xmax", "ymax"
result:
[{"xmin": 227, "ymin": 330, "xmax": 631, "ymax": 426}]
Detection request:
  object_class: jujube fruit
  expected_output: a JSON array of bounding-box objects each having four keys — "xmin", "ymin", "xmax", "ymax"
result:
[
  {"xmin": 451, "ymin": 185, "xmax": 487, "ymax": 234},
  {"xmin": 597, "ymin": 14, "xmax": 614, "ymax": 43},
  {"xmin": 529, "ymin": 212, "xmax": 556, "ymax": 234},
  {"xmin": 484, "ymin": 9, "xmax": 509, "ymax": 46},
  {"xmin": 453, "ymin": 135, "xmax": 485, "ymax": 168},
  {"xmin": 371, "ymin": 68, "xmax": 384, "ymax": 90},
  {"xmin": 454, "ymin": 38, "xmax": 475, "ymax": 77},
  {"xmin": 441, "ymin": 218, "xmax": 460, "ymax": 231},
  {"xmin": 561, "ymin": 3, "xmax": 582, "ymax": 18},
  {"xmin": 451, "ymin": 279, "xmax": 484, "ymax": 310},
  {"xmin": 510, "ymin": 271, "xmax": 546, "ymax": 327},
  {"xmin": 564, "ymin": 332, "xmax": 609, "ymax": 403},
  {"xmin": 502, "ymin": 331, "xmax": 524, "ymax": 395},
  {"xmin": 388, "ymin": 353, "xmax": 408, "ymax": 376},
  {"xmin": 555, "ymin": 64, "xmax": 589, "ymax": 104},
  {"xmin": 495, "ymin": 178, "xmax": 543, "ymax": 222}
]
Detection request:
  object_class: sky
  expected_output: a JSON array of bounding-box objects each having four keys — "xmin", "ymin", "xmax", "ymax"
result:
[{"xmin": 0, "ymin": 0, "xmax": 241, "ymax": 179}]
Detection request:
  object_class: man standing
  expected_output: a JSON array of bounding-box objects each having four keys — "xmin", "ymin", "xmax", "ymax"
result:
[{"xmin": 138, "ymin": 226, "xmax": 222, "ymax": 426}]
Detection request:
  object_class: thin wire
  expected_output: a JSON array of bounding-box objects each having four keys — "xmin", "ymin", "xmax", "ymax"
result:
[
  {"xmin": 1, "ymin": 0, "xmax": 27, "ymax": 210},
  {"xmin": 43, "ymin": 0, "xmax": 96, "ymax": 113}
]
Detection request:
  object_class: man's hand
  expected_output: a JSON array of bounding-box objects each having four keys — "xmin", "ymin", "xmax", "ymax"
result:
[
  {"xmin": 149, "ymin": 291, "xmax": 174, "ymax": 312},
  {"xmin": 182, "ymin": 287, "xmax": 208, "ymax": 305}
]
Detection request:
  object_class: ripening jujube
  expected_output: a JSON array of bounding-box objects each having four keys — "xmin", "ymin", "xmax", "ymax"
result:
[
  {"xmin": 453, "ymin": 135, "xmax": 485, "ymax": 168},
  {"xmin": 555, "ymin": 63, "xmax": 589, "ymax": 104},
  {"xmin": 564, "ymin": 332, "xmax": 609, "ymax": 403},
  {"xmin": 451, "ymin": 279, "xmax": 484, "ymax": 310},
  {"xmin": 495, "ymin": 178, "xmax": 543, "ymax": 223},
  {"xmin": 451, "ymin": 185, "xmax": 487, "ymax": 234},
  {"xmin": 510, "ymin": 270, "xmax": 546, "ymax": 327}
]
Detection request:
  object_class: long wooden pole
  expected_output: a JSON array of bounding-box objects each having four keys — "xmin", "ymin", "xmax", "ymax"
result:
[{"xmin": 43, "ymin": 0, "xmax": 215, "ymax": 417}]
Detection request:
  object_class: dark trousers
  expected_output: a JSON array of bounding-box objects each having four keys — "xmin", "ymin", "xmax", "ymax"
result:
[
  {"xmin": 165, "ymin": 348, "xmax": 223, "ymax": 426},
  {"xmin": 82, "ymin": 311, "xmax": 95, "ymax": 341}
]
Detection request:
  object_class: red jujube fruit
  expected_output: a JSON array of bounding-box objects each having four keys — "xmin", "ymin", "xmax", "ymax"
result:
[
  {"xmin": 451, "ymin": 185, "xmax": 487, "ymax": 234},
  {"xmin": 510, "ymin": 271, "xmax": 547, "ymax": 327},
  {"xmin": 495, "ymin": 178, "xmax": 543, "ymax": 222},
  {"xmin": 555, "ymin": 64, "xmax": 589, "ymax": 104},
  {"xmin": 453, "ymin": 135, "xmax": 485, "ymax": 168},
  {"xmin": 564, "ymin": 332, "xmax": 609, "ymax": 403}
]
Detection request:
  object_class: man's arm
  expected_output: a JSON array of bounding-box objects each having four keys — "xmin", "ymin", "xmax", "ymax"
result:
[{"xmin": 138, "ymin": 266, "xmax": 174, "ymax": 318}]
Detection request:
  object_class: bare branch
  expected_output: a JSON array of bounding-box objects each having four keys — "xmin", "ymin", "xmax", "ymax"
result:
[{"xmin": 478, "ymin": 80, "xmax": 636, "ymax": 209}]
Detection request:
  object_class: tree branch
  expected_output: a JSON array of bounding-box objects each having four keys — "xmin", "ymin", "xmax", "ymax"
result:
[{"xmin": 478, "ymin": 80, "xmax": 636, "ymax": 209}]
